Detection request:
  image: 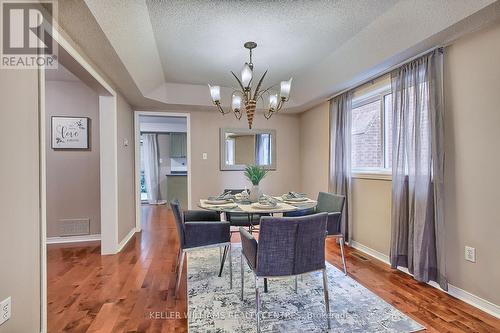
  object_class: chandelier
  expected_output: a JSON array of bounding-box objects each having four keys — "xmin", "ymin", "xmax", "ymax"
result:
[{"xmin": 208, "ymin": 41, "xmax": 292, "ymax": 129}]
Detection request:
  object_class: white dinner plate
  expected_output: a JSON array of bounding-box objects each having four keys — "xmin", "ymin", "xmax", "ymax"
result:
[
  {"xmin": 206, "ymin": 203, "xmax": 238, "ymax": 209},
  {"xmin": 283, "ymin": 197, "xmax": 308, "ymax": 203},
  {"xmin": 251, "ymin": 202, "xmax": 279, "ymax": 210},
  {"xmin": 205, "ymin": 199, "xmax": 232, "ymax": 205}
]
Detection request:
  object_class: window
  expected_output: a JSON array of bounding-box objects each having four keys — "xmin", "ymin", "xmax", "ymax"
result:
[
  {"xmin": 351, "ymin": 90, "xmax": 392, "ymax": 173},
  {"xmin": 225, "ymin": 138, "xmax": 235, "ymax": 165},
  {"xmin": 255, "ymin": 133, "xmax": 271, "ymax": 166}
]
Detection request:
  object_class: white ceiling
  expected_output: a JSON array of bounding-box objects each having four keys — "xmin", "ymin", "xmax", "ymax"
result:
[
  {"xmin": 77, "ymin": 0, "xmax": 500, "ymax": 111},
  {"xmin": 146, "ymin": 0, "xmax": 399, "ymax": 87}
]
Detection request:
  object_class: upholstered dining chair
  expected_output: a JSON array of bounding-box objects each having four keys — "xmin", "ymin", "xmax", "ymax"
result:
[
  {"xmin": 170, "ymin": 199, "xmax": 232, "ymax": 298},
  {"xmin": 239, "ymin": 213, "xmax": 331, "ymax": 332},
  {"xmin": 224, "ymin": 188, "xmax": 269, "ymax": 234},
  {"xmin": 284, "ymin": 192, "xmax": 347, "ymax": 274}
]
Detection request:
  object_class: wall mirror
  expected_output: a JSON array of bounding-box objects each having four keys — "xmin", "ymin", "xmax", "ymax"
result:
[{"xmin": 220, "ymin": 128, "xmax": 276, "ymax": 170}]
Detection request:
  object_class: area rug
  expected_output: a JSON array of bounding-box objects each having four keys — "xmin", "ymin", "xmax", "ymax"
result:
[{"xmin": 187, "ymin": 246, "xmax": 424, "ymax": 333}]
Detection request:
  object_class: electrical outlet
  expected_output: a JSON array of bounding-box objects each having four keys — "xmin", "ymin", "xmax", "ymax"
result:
[
  {"xmin": 0, "ymin": 297, "xmax": 11, "ymax": 326},
  {"xmin": 465, "ymin": 246, "xmax": 476, "ymax": 263}
]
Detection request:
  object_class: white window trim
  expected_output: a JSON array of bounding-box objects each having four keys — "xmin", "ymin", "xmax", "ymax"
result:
[{"xmin": 351, "ymin": 86, "xmax": 393, "ymax": 177}]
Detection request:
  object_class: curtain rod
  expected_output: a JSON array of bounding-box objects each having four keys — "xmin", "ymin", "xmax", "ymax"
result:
[{"xmin": 327, "ymin": 46, "xmax": 444, "ymax": 101}]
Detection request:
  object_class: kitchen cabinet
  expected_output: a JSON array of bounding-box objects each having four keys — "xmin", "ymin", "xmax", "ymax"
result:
[
  {"xmin": 166, "ymin": 175, "xmax": 188, "ymax": 208},
  {"xmin": 170, "ymin": 133, "xmax": 187, "ymax": 158}
]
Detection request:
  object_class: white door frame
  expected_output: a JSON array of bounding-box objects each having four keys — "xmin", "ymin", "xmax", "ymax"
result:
[
  {"xmin": 134, "ymin": 111, "xmax": 192, "ymax": 230},
  {"xmin": 39, "ymin": 25, "xmax": 120, "ymax": 333}
]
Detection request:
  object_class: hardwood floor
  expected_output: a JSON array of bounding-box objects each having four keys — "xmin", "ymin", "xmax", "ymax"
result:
[
  {"xmin": 48, "ymin": 205, "xmax": 186, "ymax": 333},
  {"xmin": 47, "ymin": 205, "xmax": 500, "ymax": 332}
]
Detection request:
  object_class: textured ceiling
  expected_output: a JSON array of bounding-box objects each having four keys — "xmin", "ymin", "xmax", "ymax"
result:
[
  {"xmin": 56, "ymin": 0, "xmax": 167, "ymax": 108},
  {"xmin": 73, "ymin": 0, "xmax": 500, "ymax": 111},
  {"xmin": 146, "ymin": 0, "xmax": 399, "ymax": 87}
]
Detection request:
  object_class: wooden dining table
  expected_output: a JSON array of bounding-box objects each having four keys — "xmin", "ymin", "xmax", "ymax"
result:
[{"xmin": 198, "ymin": 196, "xmax": 318, "ymax": 293}]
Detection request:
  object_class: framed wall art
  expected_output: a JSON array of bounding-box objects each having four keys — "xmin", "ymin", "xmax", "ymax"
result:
[{"xmin": 51, "ymin": 116, "xmax": 89, "ymax": 149}]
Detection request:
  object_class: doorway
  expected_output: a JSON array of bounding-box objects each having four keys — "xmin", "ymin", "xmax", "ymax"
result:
[
  {"xmin": 39, "ymin": 35, "xmax": 121, "ymax": 332},
  {"xmin": 134, "ymin": 112, "xmax": 192, "ymax": 230}
]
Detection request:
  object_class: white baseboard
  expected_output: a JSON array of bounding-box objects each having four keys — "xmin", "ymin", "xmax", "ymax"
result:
[
  {"xmin": 47, "ymin": 228, "xmax": 139, "ymax": 254},
  {"xmin": 349, "ymin": 240, "xmax": 390, "ymax": 264},
  {"xmin": 349, "ymin": 240, "xmax": 500, "ymax": 319},
  {"xmin": 447, "ymin": 284, "xmax": 500, "ymax": 319},
  {"xmin": 46, "ymin": 234, "xmax": 101, "ymax": 244},
  {"xmin": 117, "ymin": 227, "xmax": 138, "ymax": 252}
]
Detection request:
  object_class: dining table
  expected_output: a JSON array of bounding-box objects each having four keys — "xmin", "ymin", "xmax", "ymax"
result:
[
  {"xmin": 198, "ymin": 196, "xmax": 317, "ymax": 215},
  {"xmin": 198, "ymin": 195, "xmax": 318, "ymax": 293}
]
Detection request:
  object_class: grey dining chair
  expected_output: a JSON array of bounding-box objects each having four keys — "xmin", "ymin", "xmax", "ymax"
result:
[
  {"xmin": 170, "ymin": 199, "xmax": 232, "ymax": 298},
  {"xmin": 239, "ymin": 213, "xmax": 331, "ymax": 332},
  {"xmin": 224, "ymin": 188, "xmax": 269, "ymax": 234},
  {"xmin": 284, "ymin": 192, "xmax": 347, "ymax": 274}
]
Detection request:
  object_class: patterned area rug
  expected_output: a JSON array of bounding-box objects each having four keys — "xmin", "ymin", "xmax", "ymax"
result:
[{"xmin": 187, "ymin": 246, "xmax": 424, "ymax": 333}]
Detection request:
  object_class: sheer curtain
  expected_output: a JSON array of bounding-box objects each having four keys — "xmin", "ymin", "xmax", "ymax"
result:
[
  {"xmin": 142, "ymin": 134, "xmax": 161, "ymax": 204},
  {"xmin": 255, "ymin": 133, "xmax": 271, "ymax": 165},
  {"xmin": 329, "ymin": 92, "xmax": 353, "ymax": 242},
  {"xmin": 390, "ymin": 50, "xmax": 447, "ymax": 290}
]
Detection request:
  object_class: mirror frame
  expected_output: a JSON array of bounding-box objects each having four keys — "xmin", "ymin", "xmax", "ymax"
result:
[{"xmin": 220, "ymin": 128, "xmax": 277, "ymax": 171}]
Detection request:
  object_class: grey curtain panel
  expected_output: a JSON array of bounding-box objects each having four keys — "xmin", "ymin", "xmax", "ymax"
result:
[
  {"xmin": 142, "ymin": 134, "xmax": 161, "ymax": 204},
  {"xmin": 329, "ymin": 92, "xmax": 353, "ymax": 242},
  {"xmin": 390, "ymin": 50, "xmax": 447, "ymax": 290}
]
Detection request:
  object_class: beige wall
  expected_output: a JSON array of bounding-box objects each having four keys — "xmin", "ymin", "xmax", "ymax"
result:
[
  {"xmin": 299, "ymin": 102, "xmax": 330, "ymax": 199},
  {"xmin": 350, "ymin": 178, "xmax": 392, "ymax": 255},
  {"xmin": 234, "ymin": 135, "xmax": 256, "ymax": 165},
  {"xmin": 443, "ymin": 22, "xmax": 500, "ymax": 305},
  {"xmin": 46, "ymin": 72, "xmax": 136, "ymax": 244},
  {"xmin": 298, "ymin": 21, "xmax": 500, "ymax": 307},
  {"xmin": 0, "ymin": 70, "xmax": 41, "ymax": 333},
  {"xmin": 45, "ymin": 80, "xmax": 101, "ymax": 237},
  {"xmin": 116, "ymin": 93, "xmax": 136, "ymax": 241}
]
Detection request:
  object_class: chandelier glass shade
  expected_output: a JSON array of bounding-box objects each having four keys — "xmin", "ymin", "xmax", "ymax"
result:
[{"xmin": 208, "ymin": 41, "xmax": 292, "ymax": 129}]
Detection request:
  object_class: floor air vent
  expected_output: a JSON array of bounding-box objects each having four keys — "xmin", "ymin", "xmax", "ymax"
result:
[{"xmin": 59, "ymin": 218, "xmax": 90, "ymax": 236}]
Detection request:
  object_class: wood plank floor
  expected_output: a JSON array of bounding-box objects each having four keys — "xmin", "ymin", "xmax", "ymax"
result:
[{"xmin": 47, "ymin": 205, "xmax": 500, "ymax": 332}]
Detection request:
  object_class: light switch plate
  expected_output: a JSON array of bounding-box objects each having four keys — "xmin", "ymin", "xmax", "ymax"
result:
[
  {"xmin": 465, "ymin": 246, "xmax": 476, "ymax": 262},
  {"xmin": 202, "ymin": 153, "xmax": 208, "ymax": 160},
  {"xmin": 0, "ymin": 297, "xmax": 11, "ymax": 326}
]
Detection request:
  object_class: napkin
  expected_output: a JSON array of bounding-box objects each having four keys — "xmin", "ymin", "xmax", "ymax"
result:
[
  {"xmin": 282, "ymin": 191, "xmax": 306, "ymax": 200},
  {"xmin": 258, "ymin": 194, "xmax": 278, "ymax": 207},
  {"xmin": 234, "ymin": 190, "xmax": 250, "ymax": 199},
  {"xmin": 208, "ymin": 191, "xmax": 233, "ymax": 201}
]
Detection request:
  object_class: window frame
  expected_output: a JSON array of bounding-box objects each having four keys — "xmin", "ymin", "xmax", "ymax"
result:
[{"xmin": 351, "ymin": 88, "xmax": 392, "ymax": 180}]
